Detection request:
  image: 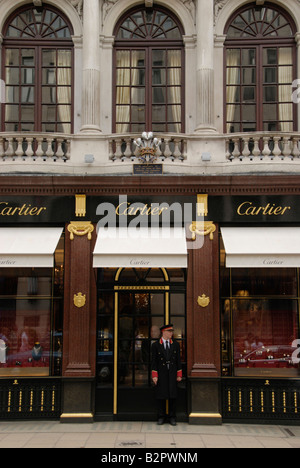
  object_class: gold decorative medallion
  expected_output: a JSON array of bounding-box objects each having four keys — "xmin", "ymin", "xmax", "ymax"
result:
[
  {"xmin": 74, "ymin": 292, "xmax": 86, "ymax": 308},
  {"xmin": 67, "ymin": 221, "xmax": 94, "ymax": 240},
  {"xmin": 197, "ymin": 294, "xmax": 210, "ymax": 308}
]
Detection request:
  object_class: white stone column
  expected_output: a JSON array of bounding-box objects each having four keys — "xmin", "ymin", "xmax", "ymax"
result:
[
  {"xmin": 195, "ymin": 0, "xmax": 216, "ymax": 133},
  {"xmin": 81, "ymin": 0, "xmax": 101, "ymax": 133}
]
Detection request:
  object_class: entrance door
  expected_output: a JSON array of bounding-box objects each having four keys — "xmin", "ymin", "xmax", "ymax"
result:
[{"xmin": 95, "ymin": 268, "xmax": 187, "ymax": 421}]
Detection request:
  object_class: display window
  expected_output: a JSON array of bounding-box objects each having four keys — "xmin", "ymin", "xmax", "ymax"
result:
[
  {"xmin": 221, "ymin": 238, "xmax": 300, "ymax": 377},
  {"xmin": 0, "ymin": 235, "xmax": 64, "ymax": 377}
]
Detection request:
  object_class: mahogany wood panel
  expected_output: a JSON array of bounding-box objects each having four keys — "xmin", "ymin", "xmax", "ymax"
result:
[
  {"xmin": 62, "ymin": 223, "xmax": 97, "ymax": 377},
  {"xmin": 187, "ymin": 225, "xmax": 221, "ymax": 377}
]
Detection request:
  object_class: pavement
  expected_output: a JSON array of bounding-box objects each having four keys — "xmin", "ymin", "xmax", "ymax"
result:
[{"xmin": 0, "ymin": 420, "xmax": 300, "ymax": 448}]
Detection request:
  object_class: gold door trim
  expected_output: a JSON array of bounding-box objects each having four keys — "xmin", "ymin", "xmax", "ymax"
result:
[
  {"xmin": 114, "ymin": 291, "xmax": 118, "ymax": 415},
  {"xmin": 114, "ymin": 286, "xmax": 169, "ymax": 291},
  {"xmin": 115, "ymin": 268, "xmax": 169, "ymax": 282}
]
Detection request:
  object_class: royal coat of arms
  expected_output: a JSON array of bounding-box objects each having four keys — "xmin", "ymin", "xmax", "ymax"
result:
[{"xmin": 74, "ymin": 292, "xmax": 86, "ymax": 308}]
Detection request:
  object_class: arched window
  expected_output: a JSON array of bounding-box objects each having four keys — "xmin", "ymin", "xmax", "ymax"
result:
[
  {"xmin": 224, "ymin": 3, "xmax": 297, "ymax": 133},
  {"xmin": 2, "ymin": 5, "xmax": 74, "ymax": 133},
  {"xmin": 113, "ymin": 6, "xmax": 185, "ymax": 133}
]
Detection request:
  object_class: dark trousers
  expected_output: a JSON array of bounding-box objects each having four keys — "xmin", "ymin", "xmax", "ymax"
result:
[{"xmin": 157, "ymin": 398, "xmax": 177, "ymax": 420}]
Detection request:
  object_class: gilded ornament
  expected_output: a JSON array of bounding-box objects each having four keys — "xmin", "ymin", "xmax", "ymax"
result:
[
  {"xmin": 197, "ymin": 294, "xmax": 210, "ymax": 308},
  {"xmin": 67, "ymin": 221, "xmax": 94, "ymax": 240},
  {"xmin": 189, "ymin": 221, "xmax": 216, "ymax": 241},
  {"xmin": 74, "ymin": 292, "xmax": 86, "ymax": 308}
]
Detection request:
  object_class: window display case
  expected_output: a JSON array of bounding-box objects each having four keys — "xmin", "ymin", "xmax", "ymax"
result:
[
  {"xmin": 221, "ymin": 237, "xmax": 300, "ymax": 377},
  {"xmin": 0, "ymin": 235, "xmax": 64, "ymax": 377}
]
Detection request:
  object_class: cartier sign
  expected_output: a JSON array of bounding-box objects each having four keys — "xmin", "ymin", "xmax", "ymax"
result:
[
  {"xmin": 237, "ymin": 201, "xmax": 291, "ymax": 217},
  {"xmin": 0, "ymin": 202, "xmax": 47, "ymax": 217}
]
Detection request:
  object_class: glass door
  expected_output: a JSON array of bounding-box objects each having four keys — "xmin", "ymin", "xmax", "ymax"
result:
[{"xmin": 95, "ymin": 268, "xmax": 186, "ymax": 421}]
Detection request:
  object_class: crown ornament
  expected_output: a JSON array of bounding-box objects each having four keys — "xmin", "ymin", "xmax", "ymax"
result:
[{"xmin": 133, "ymin": 132, "xmax": 161, "ymax": 164}]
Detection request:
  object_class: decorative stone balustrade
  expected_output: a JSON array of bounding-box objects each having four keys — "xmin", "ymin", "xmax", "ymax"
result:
[
  {"xmin": 0, "ymin": 134, "xmax": 71, "ymax": 162},
  {"xmin": 226, "ymin": 133, "xmax": 300, "ymax": 162},
  {"xmin": 109, "ymin": 135, "xmax": 187, "ymax": 163}
]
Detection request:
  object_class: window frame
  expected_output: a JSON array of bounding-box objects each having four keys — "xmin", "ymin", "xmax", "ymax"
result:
[
  {"xmin": 113, "ymin": 6, "xmax": 185, "ymax": 134},
  {"xmin": 224, "ymin": 3, "xmax": 297, "ymax": 134},
  {"xmin": 2, "ymin": 5, "xmax": 74, "ymax": 133}
]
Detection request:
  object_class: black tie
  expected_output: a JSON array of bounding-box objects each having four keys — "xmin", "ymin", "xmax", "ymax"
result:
[{"xmin": 166, "ymin": 341, "xmax": 170, "ymax": 359}]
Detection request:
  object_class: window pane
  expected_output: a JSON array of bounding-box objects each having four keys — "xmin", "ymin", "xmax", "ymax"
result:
[
  {"xmin": 168, "ymin": 105, "xmax": 181, "ymax": 122},
  {"xmin": 57, "ymin": 105, "xmax": 71, "ymax": 122},
  {"xmin": 21, "ymin": 105, "xmax": 34, "ymax": 122},
  {"xmin": 227, "ymin": 49, "xmax": 240, "ymax": 66},
  {"xmin": 6, "ymin": 49, "xmax": 19, "ymax": 66},
  {"xmin": 116, "ymin": 69, "xmax": 130, "ymax": 86},
  {"xmin": 242, "ymin": 86, "xmax": 255, "ymax": 102},
  {"xmin": 6, "ymin": 87, "xmax": 19, "ymax": 104},
  {"xmin": 278, "ymin": 66, "xmax": 292, "ymax": 84},
  {"xmin": 152, "ymin": 50, "xmax": 166, "ymax": 67},
  {"xmin": 21, "ymin": 49, "xmax": 35, "ymax": 66},
  {"xmin": 242, "ymin": 68, "xmax": 256, "ymax": 85},
  {"xmin": 0, "ymin": 269, "xmax": 52, "ymax": 296},
  {"xmin": 5, "ymin": 105, "xmax": 19, "ymax": 122},
  {"xmin": 231, "ymin": 268, "xmax": 298, "ymax": 296},
  {"xmin": 42, "ymin": 49, "xmax": 56, "ymax": 67},
  {"xmin": 264, "ymin": 68, "xmax": 277, "ymax": 83},
  {"xmin": 152, "ymin": 69, "xmax": 166, "ymax": 85},
  {"xmin": 42, "ymin": 87, "xmax": 56, "ymax": 104},
  {"xmin": 279, "ymin": 48, "xmax": 292, "ymax": 65},
  {"xmin": 233, "ymin": 299, "xmax": 298, "ymax": 377},
  {"xmin": 152, "ymin": 88, "xmax": 166, "ymax": 104},
  {"xmin": 264, "ymin": 86, "xmax": 277, "ymax": 102},
  {"xmin": 168, "ymin": 87, "xmax": 181, "ymax": 103},
  {"xmin": 0, "ymin": 299, "xmax": 51, "ymax": 376},
  {"xmin": 21, "ymin": 86, "xmax": 34, "ymax": 103},
  {"xmin": 6, "ymin": 69, "xmax": 19, "ymax": 85},
  {"xmin": 22, "ymin": 69, "xmax": 35, "ymax": 85},
  {"xmin": 43, "ymin": 69, "xmax": 56, "ymax": 85},
  {"xmin": 131, "ymin": 88, "xmax": 145, "ymax": 105},
  {"xmin": 153, "ymin": 105, "xmax": 165, "ymax": 121},
  {"xmin": 242, "ymin": 104, "xmax": 256, "ymax": 121},
  {"xmin": 226, "ymin": 68, "xmax": 240, "ymax": 85},
  {"xmin": 57, "ymin": 50, "xmax": 72, "ymax": 67},
  {"xmin": 116, "ymin": 88, "xmax": 130, "ymax": 105},
  {"xmin": 131, "ymin": 105, "xmax": 145, "ymax": 122},
  {"xmin": 241, "ymin": 49, "xmax": 256, "ymax": 65},
  {"xmin": 263, "ymin": 48, "xmax": 277, "ymax": 65},
  {"xmin": 263, "ymin": 103, "xmax": 277, "ymax": 121},
  {"xmin": 57, "ymin": 69, "xmax": 71, "ymax": 86}
]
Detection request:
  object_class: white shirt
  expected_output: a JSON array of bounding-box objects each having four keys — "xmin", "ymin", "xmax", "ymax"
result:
[{"xmin": 162, "ymin": 338, "xmax": 170, "ymax": 350}]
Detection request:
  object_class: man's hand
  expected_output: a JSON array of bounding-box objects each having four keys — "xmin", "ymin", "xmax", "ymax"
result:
[
  {"xmin": 177, "ymin": 377, "xmax": 182, "ymax": 382},
  {"xmin": 153, "ymin": 377, "xmax": 158, "ymax": 385}
]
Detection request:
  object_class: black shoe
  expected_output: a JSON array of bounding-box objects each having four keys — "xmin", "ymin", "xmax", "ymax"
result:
[
  {"xmin": 157, "ymin": 418, "xmax": 165, "ymax": 425},
  {"xmin": 169, "ymin": 418, "xmax": 177, "ymax": 426}
]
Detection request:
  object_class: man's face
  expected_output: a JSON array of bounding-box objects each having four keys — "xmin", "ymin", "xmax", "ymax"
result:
[{"xmin": 162, "ymin": 329, "xmax": 173, "ymax": 340}]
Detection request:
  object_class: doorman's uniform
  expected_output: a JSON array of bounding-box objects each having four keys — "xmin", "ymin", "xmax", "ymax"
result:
[{"xmin": 151, "ymin": 337, "xmax": 182, "ymax": 421}]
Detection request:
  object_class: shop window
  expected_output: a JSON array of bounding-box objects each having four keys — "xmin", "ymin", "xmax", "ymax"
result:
[
  {"xmin": 2, "ymin": 5, "xmax": 74, "ymax": 133},
  {"xmin": 224, "ymin": 3, "xmax": 296, "ymax": 133},
  {"xmin": 113, "ymin": 6, "xmax": 185, "ymax": 133},
  {"xmin": 220, "ymin": 238, "xmax": 299, "ymax": 377},
  {"xmin": 0, "ymin": 235, "xmax": 64, "ymax": 377}
]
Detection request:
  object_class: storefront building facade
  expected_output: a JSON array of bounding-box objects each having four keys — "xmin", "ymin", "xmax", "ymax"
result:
[{"xmin": 1, "ymin": 0, "xmax": 300, "ymax": 424}]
